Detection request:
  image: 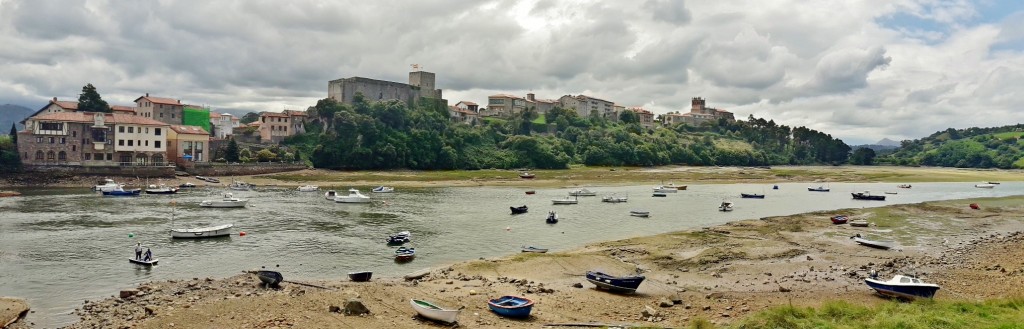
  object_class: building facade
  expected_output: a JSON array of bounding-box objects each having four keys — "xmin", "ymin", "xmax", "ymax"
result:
[
  {"xmin": 663, "ymin": 97, "xmax": 736, "ymax": 126},
  {"xmin": 558, "ymin": 94, "xmax": 616, "ymax": 119},
  {"xmin": 134, "ymin": 93, "xmax": 185, "ymax": 125},
  {"xmin": 525, "ymin": 93, "xmax": 558, "ymax": 115},
  {"xmin": 485, "ymin": 94, "xmax": 527, "ymax": 117},
  {"xmin": 627, "ymin": 107, "xmax": 656, "ymax": 128},
  {"xmin": 258, "ymin": 112, "xmax": 291, "ymax": 143},
  {"xmin": 328, "ymin": 71, "xmax": 444, "ymax": 107},
  {"xmin": 166, "ymin": 125, "xmax": 210, "ymax": 165},
  {"xmin": 18, "ymin": 112, "xmax": 170, "ymax": 167}
]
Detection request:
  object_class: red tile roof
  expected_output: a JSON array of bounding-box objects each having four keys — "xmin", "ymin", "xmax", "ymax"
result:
[
  {"xmin": 110, "ymin": 105, "xmax": 135, "ymax": 113},
  {"xmin": 260, "ymin": 111, "xmax": 288, "ymax": 118},
  {"xmin": 29, "ymin": 112, "xmax": 169, "ymax": 126},
  {"xmin": 169, "ymin": 125, "xmax": 209, "ymax": 135},
  {"xmin": 133, "ymin": 95, "xmax": 181, "ymax": 106},
  {"xmin": 283, "ymin": 110, "xmax": 308, "ymax": 117},
  {"xmin": 457, "ymin": 101, "xmax": 478, "ymax": 106},
  {"xmin": 209, "ymin": 112, "xmax": 222, "ymax": 118},
  {"xmin": 489, "ymin": 94, "xmax": 523, "ymax": 99},
  {"xmin": 53, "ymin": 100, "xmax": 79, "ymax": 110}
]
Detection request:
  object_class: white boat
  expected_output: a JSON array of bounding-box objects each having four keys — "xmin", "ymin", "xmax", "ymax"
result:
[
  {"xmin": 975, "ymin": 183, "xmax": 996, "ymax": 189},
  {"xmin": 853, "ymin": 236, "xmax": 893, "ymax": 249},
  {"xmin": 652, "ymin": 186, "xmax": 678, "ymax": 193},
  {"xmin": 335, "ymin": 188, "xmax": 371, "ymax": 203},
  {"xmin": 93, "ymin": 178, "xmax": 122, "ymax": 192},
  {"xmin": 601, "ymin": 194, "xmax": 628, "ymax": 203},
  {"xmin": 199, "ymin": 193, "xmax": 248, "ymax": 208},
  {"xmin": 629, "ymin": 210, "xmax": 650, "ymax": 217},
  {"xmin": 128, "ymin": 258, "xmax": 159, "ymax": 266},
  {"xmin": 568, "ymin": 188, "xmax": 597, "ymax": 196},
  {"xmin": 145, "ymin": 184, "xmax": 178, "ymax": 194},
  {"xmin": 324, "ymin": 190, "xmax": 338, "ymax": 200},
  {"xmin": 371, "ymin": 186, "xmax": 395, "ymax": 193},
  {"xmin": 718, "ymin": 201, "xmax": 733, "ymax": 212},
  {"xmin": 864, "ymin": 274, "xmax": 940, "ymax": 299},
  {"xmin": 170, "ymin": 223, "xmax": 234, "ymax": 239},
  {"xmin": 297, "ymin": 185, "xmax": 319, "ymax": 192},
  {"xmin": 229, "ymin": 181, "xmax": 254, "ymax": 191},
  {"xmin": 663, "ymin": 183, "xmax": 687, "ymax": 190},
  {"xmin": 410, "ymin": 299, "xmax": 460, "ymax": 324},
  {"xmin": 551, "ymin": 196, "xmax": 579, "ymax": 205}
]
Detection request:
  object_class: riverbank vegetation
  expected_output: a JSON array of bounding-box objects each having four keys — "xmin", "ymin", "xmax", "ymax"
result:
[
  {"xmin": 881, "ymin": 125, "xmax": 1024, "ymax": 169},
  {"xmin": 282, "ymin": 95, "xmax": 850, "ymax": 170},
  {"xmin": 0, "ymin": 135, "xmax": 20, "ymax": 172},
  {"xmin": 729, "ymin": 298, "xmax": 1024, "ymax": 329}
]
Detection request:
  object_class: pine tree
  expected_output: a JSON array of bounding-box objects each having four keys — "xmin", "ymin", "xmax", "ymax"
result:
[
  {"xmin": 225, "ymin": 138, "xmax": 240, "ymax": 162},
  {"xmin": 78, "ymin": 83, "xmax": 111, "ymax": 113},
  {"xmin": 8, "ymin": 123, "xmax": 16, "ymax": 144}
]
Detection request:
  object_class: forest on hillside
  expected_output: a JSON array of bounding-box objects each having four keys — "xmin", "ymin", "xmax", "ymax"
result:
[
  {"xmin": 881, "ymin": 125, "xmax": 1024, "ymax": 169},
  {"xmin": 281, "ymin": 94, "xmax": 850, "ymax": 170}
]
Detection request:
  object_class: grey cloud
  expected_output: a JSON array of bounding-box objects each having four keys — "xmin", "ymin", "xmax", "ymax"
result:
[
  {"xmin": 905, "ymin": 83, "xmax": 955, "ymax": 103},
  {"xmin": 644, "ymin": 0, "xmax": 691, "ymax": 25},
  {"xmin": 805, "ymin": 46, "xmax": 891, "ymax": 93},
  {"xmin": 692, "ymin": 28, "xmax": 792, "ymax": 89}
]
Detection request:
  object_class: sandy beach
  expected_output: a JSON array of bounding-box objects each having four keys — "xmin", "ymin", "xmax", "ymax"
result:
[{"xmin": 49, "ymin": 194, "xmax": 1024, "ymax": 329}]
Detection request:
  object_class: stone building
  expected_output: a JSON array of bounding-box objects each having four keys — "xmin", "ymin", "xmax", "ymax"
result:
[
  {"xmin": 526, "ymin": 93, "xmax": 559, "ymax": 115},
  {"xmin": 626, "ymin": 107, "xmax": 656, "ymax": 128},
  {"xmin": 167, "ymin": 125, "xmax": 210, "ymax": 165},
  {"xmin": 558, "ymin": 94, "xmax": 617, "ymax": 119},
  {"xmin": 662, "ymin": 97, "xmax": 735, "ymax": 126},
  {"xmin": 25, "ymin": 98, "xmax": 136, "ymax": 120},
  {"xmin": 328, "ymin": 71, "xmax": 444, "ymax": 107},
  {"xmin": 134, "ymin": 93, "xmax": 185, "ymax": 125},
  {"xmin": 18, "ymin": 112, "xmax": 170, "ymax": 167},
  {"xmin": 485, "ymin": 94, "xmax": 527, "ymax": 117}
]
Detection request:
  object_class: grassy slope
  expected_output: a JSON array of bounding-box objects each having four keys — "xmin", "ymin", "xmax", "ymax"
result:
[{"xmin": 722, "ymin": 298, "xmax": 1024, "ymax": 329}]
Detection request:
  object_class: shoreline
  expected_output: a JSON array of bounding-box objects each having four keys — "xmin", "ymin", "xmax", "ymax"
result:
[{"xmin": 52, "ymin": 195, "xmax": 1024, "ymax": 329}]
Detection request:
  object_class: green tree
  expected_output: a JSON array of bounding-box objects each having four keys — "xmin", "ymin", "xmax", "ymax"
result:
[
  {"xmin": 8, "ymin": 123, "xmax": 16, "ymax": 144},
  {"xmin": 619, "ymin": 110, "xmax": 640, "ymax": 124},
  {"xmin": 78, "ymin": 83, "xmax": 111, "ymax": 113},
  {"xmin": 255, "ymin": 149, "xmax": 277, "ymax": 162},
  {"xmin": 225, "ymin": 138, "xmax": 240, "ymax": 162},
  {"xmin": 293, "ymin": 151, "xmax": 301, "ymax": 162},
  {"xmin": 240, "ymin": 112, "xmax": 260, "ymax": 124},
  {"xmin": 239, "ymin": 148, "xmax": 253, "ymax": 162},
  {"xmin": 849, "ymin": 147, "xmax": 877, "ymax": 165}
]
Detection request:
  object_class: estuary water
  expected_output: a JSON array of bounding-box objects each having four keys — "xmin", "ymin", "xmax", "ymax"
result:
[{"xmin": 1, "ymin": 181, "xmax": 1021, "ymax": 327}]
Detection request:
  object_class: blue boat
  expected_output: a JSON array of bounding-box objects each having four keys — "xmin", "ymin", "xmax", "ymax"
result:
[
  {"xmin": 487, "ymin": 295, "xmax": 534, "ymax": 318},
  {"xmin": 864, "ymin": 274, "xmax": 939, "ymax": 300},
  {"xmin": 395, "ymin": 247, "xmax": 416, "ymax": 262},
  {"xmin": 102, "ymin": 187, "xmax": 141, "ymax": 196},
  {"xmin": 586, "ymin": 271, "xmax": 645, "ymax": 293}
]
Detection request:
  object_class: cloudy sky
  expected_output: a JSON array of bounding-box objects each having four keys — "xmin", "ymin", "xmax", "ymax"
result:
[{"xmin": 1, "ymin": 0, "xmax": 1023, "ymax": 144}]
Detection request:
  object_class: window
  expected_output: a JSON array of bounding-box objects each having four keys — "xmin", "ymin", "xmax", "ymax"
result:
[
  {"xmin": 23, "ymin": 152, "xmax": 27, "ymax": 160},
  {"xmin": 72, "ymin": 131, "xmax": 77, "ymax": 137},
  {"xmin": 128, "ymin": 140, "xmax": 133, "ymax": 146},
  {"xmin": 60, "ymin": 137, "xmax": 65, "ymax": 144},
  {"xmin": 128, "ymin": 127, "xmax": 134, "ymax": 133},
  {"xmin": 36, "ymin": 137, "xmax": 43, "ymax": 143},
  {"xmin": 35, "ymin": 151, "xmax": 43, "ymax": 160},
  {"xmin": 160, "ymin": 113, "xmax": 164, "ymax": 118},
  {"xmin": 46, "ymin": 151, "xmax": 55, "ymax": 161},
  {"xmin": 145, "ymin": 140, "xmax": 149, "ymax": 146},
  {"xmin": 58, "ymin": 151, "xmax": 66, "ymax": 161},
  {"xmin": 106, "ymin": 153, "xmax": 112, "ymax": 160},
  {"xmin": 196, "ymin": 142, "xmax": 202, "ymax": 151},
  {"xmin": 40, "ymin": 122, "xmax": 63, "ymax": 130},
  {"xmin": 49, "ymin": 137, "xmax": 54, "ymax": 144},
  {"xmin": 155, "ymin": 141, "xmax": 161, "ymax": 149},
  {"xmin": 119, "ymin": 126, "xmax": 125, "ymax": 133},
  {"xmin": 95, "ymin": 153, "xmax": 103, "ymax": 160},
  {"xmin": 118, "ymin": 140, "xmax": 124, "ymax": 146},
  {"xmin": 155, "ymin": 128, "xmax": 161, "ymax": 136},
  {"xmin": 72, "ymin": 145, "xmax": 76, "ymax": 152},
  {"xmin": 171, "ymin": 113, "xmax": 175, "ymax": 118},
  {"xmin": 145, "ymin": 127, "xmax": 149, "ymax": 134},
  {"xmin": 85, "ymin": 153, "xmax": 91, "ymax": 160}
]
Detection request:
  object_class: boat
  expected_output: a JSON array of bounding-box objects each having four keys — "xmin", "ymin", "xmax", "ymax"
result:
[
  {"xmin": 585, "ymin": 271, "xmax": 645, "ymax": 293},
  {"xmin": 740, "ymin": 193, "xmax": 765, "ymax": 199},
  {"xmin": 348, "ymin": 271, "xmax": 373, "ymax": 282},
  {"xmin": 524, "ymin": 190, "xmax": 536, "ymax": 195},
  {"xmin": 334, "ymin": 188, "xmax": 371, "ymax": 203},
  {"xmin": 204, "ymin": 177, "xmax": 220, "ymax": 184},
  {"xmin": 102, "ymin": 186, "xmax": 141, "ymax": 197},
  {"xmin": 970, "ymin": 203, "xmax": 980, "ymax": 210},
  {"xmin": 228, "ymin": 181, "xmax": 254, "ymax": 191},
  {"xmin": 519, "ymin": 172, "xmax": 535, "ymax": 179},
  {"xmin": 200, "ymin": 193, "xmax": 248, "ymax": 208},
  {"xmin": 510, "ymin": 205, "xmax": 528, "ymax": 214},
  {"xmin": 986, "ymin": 181, "xmax": 1001, "ymax": 185},
  {"xmin": 551, "ymin": 196, "xmax": 578, "ymax": 205},
  {"xmin": 324, "ymin": 190, "xmax": 338, "ymax": 200},
  {"xmin": 178, "ymin": 182, "xmax": 196, "ymax": 188},
  {"xmin": 865, "ymin": 274, "xmax": 940, "ymax": 300},
  {"xmin": 255, "ymin": 270, "xmax": 283, "ymax": 287},
  {"xmin": 568, "ymin": 188, "xmax": 597, "ymax": 196},
  {"xmin": 296, "ymin": 185, "xmax": 319, "ymax": 192},
  {"xmin": 849, "ymin": 219, "xmax": 870, "ymax": 227},
  {"xmin": 395, "ymin": 247, "xmax": 416, "ymax": 261},
  {"xmin": 546, "ymin": 211, "xmax": 558, "ymax": 224},
  {"xmin": 852, "ymin": 191, "xmax": 886, "ymax": 201},
  {"xmin": 410, "ymin": 299, "xmax": 461, "ymax": 324},
  {"xmin": 772, "ymin": 185, "xmax": 779, "ymax": 190},
  {"xmin": 0, "ymin": 191, "xmax": 22, "ymax": 198},
  {"xmin": 195, "ymin": 175, "xmax": 206, "ymax": 180},
  {"xmin": 145, "ymin": 184, "xmax": 179, "ymax": 195},
  {"xmin": 387, "ymin": 231, "xmax": 411, "ymax": 245},
  {"xmin": 807, "ymin": 186, "xmax": 830, "ymax": 192},
  {"xmin": 521, "ymin": 246, "xmax": 548, "ymax": 253},
  {"xmin": 884, "ymin": 191, "xmax": 897, "ymax": 195},
  {"xmin": 601, "ymin": 195, "xmax": 628, "ymax": 203},
  {"xmin": 652, "ymin": 186, "xmax": 678, "ymax": 193},
  {"xmin": 128, "ymin": 258, "xmax": 159, "ymax": 266},
  {"xmin": 93, "ymin": 178, "xmax": 122, "ymax": 192},
  {"xmin": 652, "ymin": 192, "xmax": 667, "ymax": 197},
  {"xmin": 371, "ymin": 186, "xmax": 394, "ymax": 193},
  {"xmin": 487, "ymin": 295, "xmax": 534, "ymax": 318},
  {"xmin": 830, "ymin": 215, "xmax": 849, "ymax": 224},
  {"xmin": 629, "ymin": 210, "xmax": 650, "ymax": 217},
  {"xmin": 897, "ymin": 184, "xmax": 912, "ymax": 189},
  {"xmin": 975, "ymin": 183, "xmax": 996, "ymax": 189},
  {"xmin": 664, "ymin": 183, "xmax": 687, "ymax": 190},
  {"xmin": 718, "ymin": 201, "xmax": 733, "ymax": 212},
  {"xmin": 853, "ymin": 235, "xmax": 893, "ymax": 249},
  {"xmin": 171, "ymin": 223, "xmax": 233, "ymax": 239}
]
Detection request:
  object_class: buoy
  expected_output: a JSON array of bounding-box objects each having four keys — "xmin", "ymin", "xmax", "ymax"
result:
[
  {"xmin": 505, "ymin": 226, "xmax": 511, "ymax": 231},
  {"xmin": 239, "ymin": 231, "xmax": 247, "ymax": 236},
  {"xmin": 128, "ymin": 233, "xmax": 135, "ymax": 238}
]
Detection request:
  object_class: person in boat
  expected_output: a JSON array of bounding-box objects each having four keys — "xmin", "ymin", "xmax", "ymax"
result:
[
  {"xmin": 143, "ymin": 248, "xmax": 153, "ymax": 262},
  {"xmin": 135, "ymin": 242, "xmax": 143, "ymax": 260}
]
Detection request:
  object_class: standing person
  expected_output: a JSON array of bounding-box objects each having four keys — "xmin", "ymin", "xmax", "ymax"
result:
[
  {"xmin": 143, "ymin": 248, "xmax": 152, "ymax": 262},
  {"xmin": 135, "ymin": 242, "xmax": 143, "ymax": 260}
]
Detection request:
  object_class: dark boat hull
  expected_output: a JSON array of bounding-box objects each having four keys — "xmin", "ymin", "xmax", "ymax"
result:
[
  {"xmin": 487, "ymin": 296, "xmax": 534, "ymax": 318},
  {"xmin": 510, "ymin": 206, "xmax": 528, "ymax": 214},
  {"xmin": 830, "ymin": 216, "xmax": 848, "ymax": 224},
  {"xmin": 256, "ymin": 270, "xmax": 283, "ymax": 287},
  {"xmin": 865, "ymin": 280, "xmax": 939, "ymax": 299},
  {"xmin": 144, "ymin": 190, "xmax": 178, "ymax": 195},
  {"xmin": 740, "ymin": 193, "xmax": 765, "ymax": 199},
  {"xmin": 585, "ymin": 271, "xmax": 645, "ymax": 293},
  {"xmin": 348, "ymin": 271, "xmax": 373, "ymax": 282},
  {"xmin": 852, "ymin": 193, "xmax": 886, "ymax": 201}
]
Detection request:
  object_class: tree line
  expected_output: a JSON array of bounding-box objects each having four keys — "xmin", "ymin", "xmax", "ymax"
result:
[{"xmin": 881, "ymin": 126, "xmax": 1024, "ymax": 169}]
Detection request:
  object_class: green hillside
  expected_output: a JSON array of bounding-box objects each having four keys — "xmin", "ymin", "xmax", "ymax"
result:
[{"xmin": 881, "ymin": 125, "xmax": 1024, "ymax": 168}]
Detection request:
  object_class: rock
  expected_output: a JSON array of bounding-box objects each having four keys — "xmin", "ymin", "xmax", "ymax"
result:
[
  {"xmin": 469, "ymin": 290, "xmax": 478, "ymax": 295},
  {"xmin": 119, "ymin": 289, "xmax": 140, "ymax": 299},
  {"xmin": 328, "ymin": 305, "xmax": 341, "ymax": 313},
  {"xmin": 778, "ymin": 286, "xmax": 791, "ymax": 292},
  {"xmin": 705, "ymin": 292, "xmax": 724, "ymax": 299},
  {"xmin": 144, "ymin": 305, "xmax": 157, "ymax": 316},
  {"xmin": 342, "ymin": 299, "xmax": 370, "ymax": 315},
  {"xmin": 702, "ymin": 305, "xmax": 712, "ymax": 311},
  {"xmin": 671, "ymin": 297, "xmax": 683, "ymax": 304},
  {"xmin": 659, "ymin": 299, "xmax": 674, "ymax": 308},
  {"xmin": 572, "ymin": 283, "xmax": 584, "ymax": 288},
  {"xmin": 806, "ymin": 255, "xmax": 814, "ymax": 261},
  {"xmin": 0, "ymin": 297, "xmax": 30, "ymax": 328},
  {"xmin": 641, "ymin": 305, "xmax": 659, "ymax": 317}
]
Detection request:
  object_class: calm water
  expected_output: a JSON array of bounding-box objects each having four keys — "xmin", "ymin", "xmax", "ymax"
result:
[{"xmin": 1, "ymin": 181, "xmax": 1021, "ymax": 327}]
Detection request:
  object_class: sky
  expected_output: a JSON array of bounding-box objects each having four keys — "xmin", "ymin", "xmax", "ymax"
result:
[{"xmin": 1, "ymin": 0, "xmax": 1023, "ymax": 145}]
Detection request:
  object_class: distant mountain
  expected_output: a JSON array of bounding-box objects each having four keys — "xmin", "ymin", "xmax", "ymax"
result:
[
  {"xmin": 875, "ymin": 138, "xmax": 900, "ymax": 147},
  {"xmin": 0, "ymin": 104, "xmax": 34, "ymax": 131},
  {"xmin": 852, "ymin": 143, "xmax": 898, "ymax": 154}
]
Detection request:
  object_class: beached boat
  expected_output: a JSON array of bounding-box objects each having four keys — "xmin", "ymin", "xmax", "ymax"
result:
[
  {"xmin": 487, "ymin": 295, "xmax": 534, "ymax": 318},
  {"xmin": 510, "ymin": 205, "xmax": 528, "ymax": 214},
  {"xmin": 128, "ymin": 258, "xmax": 159, "ymax": 266},
  {"xmin": 852, "ymin": 191, "xmax": 886, "ymax": 201},
  {"xmin": 718, "ymin": 201, "xmax": 734, "ymax": 212},
  {"xmin": 199, "ymin": 193, "xmax": 247, "ymax": 208},
  {"xmin": 519, "ymin": 172, "xmax": 535, "ymax": 179},
  {"xmin": 371, "ymin": 186, "xmax": 394, "ymax": 193},
  {"xmin": 975, "ymin": 183, "xmax": 996, "ymax": 189},
  {"xmin": 410, "ymin": 299, "xmax": 460, "ymax": 324},
  {"xmin": 297, "ymin": 185, "xmax": 319, "ymax": 192},
  {"xmin": 145, "ymin": 184, "xmax": 178, "ymax": 195},
  {"xmin": 568, "ymin": 188, "xmax": 597, "ymax": 196},
  {"xmin": 601, "ymin": 194, "xmax": 628, "ymax": 203},
  {"xmin": 171, "ymin": 223, "xmax": 233, "ymax": 239},
  {"xmin": 629, "ymin": 210, "xmax": 650, "ymax": 217},
  {"xmin": 740, "ymin": 193, "xmax": 765, "ymax": 199},
  {"xmin": 335, "ymin": 188, "xmax": 370, "ymax": 203},
  {"xmin": 203, "ymin": 177, "xmax": 220, "ymax": 183},
  {"xmin": 652, "ymin": 186, "xmax": 678, "ymax": 193},
  {"xmin": 807, "ymin": 186, "xmax": 830, "ymax": 192},
  {"xmin": 853, "ymin": 235, "xmax": 893, "ymax": 249},
  {"xmin": 102, "ymin": 186, "xmax": 141, "ymax": 196},
  {"xmin": 546, "ymin": 211, "xmax": 558, "ymax": 224},
  {"xmin": 395, "ymin": 247, "xmax": 416, "ymax": 261},
  {"xmin": 830, "ymin": 215, "xmax": 849, "ymax": 224},
  {"xmin": 348, "ymin": 271, "xmax": 373, "ymax": 282},
  {"xmin": 178, "ymin": 182, "xmax": 196, "ymax": 188},
  {"xmin": 586, "ymin": 271, "xmax": 645, "ymax": 293},
  {"xmin": 93, "ymin": 178, "xmax": 121, "ymax": 192},
  {"xmin": 255, "ymin": 270, "xmax": 283, "ymax": 287},
  {"xmin": 551, "ymin": 196, "xmax": 578, "ymax": 205},
  {"xmin": 865, "ymin": 274, "xmax": 940, "ymax": 299},
  {"xmin": 521, "ymin": 246, "xmax": 548, "ymax": 253},
  {"xmin": 228, "ymin": 181, "xmax": 254, "ymax": 191},
  {"xmin": 849, "ymin": 219, "xmax": 870, "ymax": 227}
]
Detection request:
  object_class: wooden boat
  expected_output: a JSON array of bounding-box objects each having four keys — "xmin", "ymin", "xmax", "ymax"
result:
[
  {"xmin": 975, "ymin": 183, "xmax": 996, "ymax": 189},
  {"xmin": 853, "ymin": 236, "xmax": 893, "ymax": 249},
  {"xmin": 546, "ymin": 211, "xmax": 558, "ymax": 224},
  {"xmin": 410, "ymin": 299, "xmax": 460, "ymax": 324},
  {"xmin": 395, "ymin": 247, "xmax": 416, "ymax": 261},
  {"xmin": 128, "ymin": 258, "xmax": 158, "ymax": 266},
  {"xmin": 519, "ymin": 172, "xmax": 535, "ymax": 179},
  {"xmin": 255, "ymin": 270, "xmax": 283, "ymax": 287},
  {"xmin": 664, "ymin": 183, "xmax": 687, "ymax": 190},
  {"xmin": 551, "ymin": 196, "xmax": 578, "ymax": 205},
  {"xmin": 335, "ymin": 188, "xmax": 371, "ymax": 203},
  {"xmin": 629, "ymin": 210, "xmax": 650, "ymax": 218},
  {"xmin": 830, "ymin": 215, "xmax": 849, "ymax": 224},
  {"xmin": 521, "ymin": 246, "xmax": 548, "ymax": 253},
  {"xmin": 969, "ymin": 203, "xmax": 980, "ymax": 210},
  {"xmin": 865, "ymin": 275, "xmax": 940, "ymax": 299},
  {"xmin": 103, "ymin": 186, "xmax": 141, "ymax": 196},
  {"xmin": 487, "ymin": 295, "xmax": 534, "ymax": 318},
  {"xmin": 807, "ymin": 186, "xmax": 830, "ymax": 192},
  {"xmin": 849, "ymin": 219, "xmax": 870, "ymax": 227},
  {"xmin": 568, "ymin": 188, "xmax": 597, "ymax": 196},
  {"xmin": 897, "ymin": 184, "xmax": 912, "ymax": 189},
  {"xmin": 852, "ymin": 191, "xmax": 886, "ymax": 201},
  {"xmin": 145, "ymin": 184, "xmax": 179, "ymax": 195},
  {"xmin": 0, "ymin": 191, "xmax": 22, "ymax": 198},
  {"xmin": 371, "ymin": 186, "xmax": 394, "ymax": 193},
  {"xmin": 524, "ymin": 190, "xmax": 536, "ymax": 195},
  {"xmin": 740, "ymin": 193, "xmax": 765, "ymax": 199},
  {"xmin": 510, "ymin": 205, "xmax": 528, "ymax": 214},
  {"xmin": 171, "ymin": 224, "xmax": 233, "ymax": 239},
  {"xmin": 200, "ymin": 193, "xmax": 248, "ymax": 208},
  {"xmin": 586, "ymin": 271, "xmax": 645, "ymax": 293},
  {"xmin": 652, "ymin": 192, "xmax": 667, "ymax": 197},
  {"xmin": 348, "ymin": 271, "xmax": 373, "ymax": 282},
  {"xmin": 297, "ymin": 185, "xmax": 319, "ymax": 192},
  {"xmin": 718, "ymin": 201, "xmax": 733, "ymax": 212}
]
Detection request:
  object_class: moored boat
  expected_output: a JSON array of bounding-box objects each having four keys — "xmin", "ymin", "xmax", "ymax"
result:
[
  {"xmin": 897, "ymin": 184, "xmax": 912, "ymax": 189},
  {"xmin": 568, "ymin": 188, "xmax": 597, "ymax": 196},
  {"xmin": 297, "ymin": 185, "xmax": 319, "ymax": 192},
  {"xmin": 199, "ymin": 193, "xmax": 248, "ymax": 208},
  {"xmin": 395, "ymin": 247, "xmax": 416, "ymax": 261},
  {"xmin": 652, "ymin": 192, "xmax": 667, "ymax": 197},
  {"xmin": 93, "ymin": 178, "xmax": 122, "ymax": 192},
  {"xmin": 551, "ymin": 196, "xmax": 578, "ymax": 205},
  {"xmin": 718, "ymin": 201, "xmax": 733, "ymax": 212},
  {"xmin": 335, "ymin": 188, "xmax": 371, "ymax": 203},
  {"xmin": 740, "ymin": 193, "xmax": 765, "ymax": 199},
  {"xmin": 865, "ymin": 274, "xmax": 940, "ymax": 299},
  {"xmin": 772, "ymin": 185, "xmax": 779, "ymax": 190},
  {"xmin": 348, "ymin": 271, "xmax": 373, "ymax": 282},
  {"xmin": 852, "ymin": 191, "xmax": 886, "ymax": 201},
  {"xmin": 371, "ymin": 186, "xmax": 395, "ymax": 193},
  {"xmin": 585, "ymin": 271, "xmax": 645, "ymax": 293},
  {"xmin": 102, "ymin": 186, "xmax": 142, "ymax": 197},
  {"xmin": 178, "ymin": 182, "xmax": 196, "ymax": 188},
  {"xmin": 510, "ymin": 205, "xmax": 528, "ymax": 214},
  {"xmin": 652, "ymin": 186, "xmax": 678, "ymax": 193},
  {"xmin": 664, "ymin": 183, "xmax": 687, "ymax": 190},
  {"xmin": 387, "ymin": 231, "xmax": 411, "ymax": 245},
  {"xmin": 128, "ymin": 258, "xmax": 159, "ymax": 266},
  {"xmin": 629, "ymin": 210, "xmax": 650, "ymax": 217},
  {"xmin": 324, "ymin": 190, "xmax": 338, "ymax": 200},
  {"xmin": 170, "ymin": 223, "xmax": 233, "ymax": 239},
  {"xmin": 808, "ymin": 186, "xmax": 830, "ymax": 192},
  {"xmin": 521, "ymin": 246, "xmax": 548, "ymax": 253},
  {"xmin": 524, "ymin": 190, "xmax": 536, "ymax": 195},
  {"xmin": 487, "ymin": 295, "xmax": 534, "ymax": 318},
  {"xmin": 601, "ymin": 194, "xmax": 628, "ymax": 203},
  {"xmin": 410, "ymin": 299, "xmax": 460, "ymax": 324},
  {"xmin": 145, "ymin": 184, "xmax": 179, "ymax": 195},
  {"xmin": 975, "ymin": 183, "xmax": 996, "ymax": 189},
  {"xmin": 546, "ymin": 211, "xmax": 558, "ymax": 224},
  {"xmin": 255, "ymin": 270, "xmax": 283, "ymax": 287},
  {"xmin": 228, "ymin": 181, "xmax": 254, "ymax": 191}
]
